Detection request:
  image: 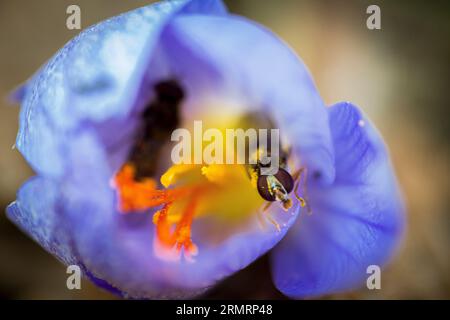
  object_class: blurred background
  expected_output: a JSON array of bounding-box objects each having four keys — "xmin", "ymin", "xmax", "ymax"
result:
[{"xmin": 0, "ymin": 0, "xmax": 448, "ymax": 299}]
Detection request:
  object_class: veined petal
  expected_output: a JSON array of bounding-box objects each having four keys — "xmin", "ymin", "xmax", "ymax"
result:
[
  {"xmin": 6, "ymin": 177, "xmax": 78, "ymax": 266},
  {"xmin": 15, "ymin": 0, "xmax": 226, "ymax": 178},
  {"xmin": 78, "ymin": 204, "xmax": 300, "ymax": 299},
  {"xmin": 271, "ymin": 102, "xmax": 405, "ymax": 298}
]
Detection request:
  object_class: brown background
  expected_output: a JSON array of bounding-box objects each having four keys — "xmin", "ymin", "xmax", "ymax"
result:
[{"xmin": 0, "ymin": 0, "xmax": 448, "ymax": 299}]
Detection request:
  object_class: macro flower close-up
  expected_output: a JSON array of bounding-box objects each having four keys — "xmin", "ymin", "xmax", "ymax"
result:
[{"xmin": 8, "ymin": 0, "xmax": 446, "ymax": 302}]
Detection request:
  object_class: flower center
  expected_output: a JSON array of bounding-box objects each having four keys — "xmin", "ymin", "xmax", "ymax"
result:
[
  {"xmin": 113, "ymin": 162, "xmax": 263, "ymax": 260},
  {"xmin": 111, "ymin": 80, "xmax": 305, "ymax": 261}
]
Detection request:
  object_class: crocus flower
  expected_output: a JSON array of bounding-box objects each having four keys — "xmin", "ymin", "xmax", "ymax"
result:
[{"xmin": 7, "ymin": 0, "xmax": 404, "ymax": 299}]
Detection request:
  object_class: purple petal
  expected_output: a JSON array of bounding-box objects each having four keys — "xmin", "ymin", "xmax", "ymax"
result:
[
  {"xmin": 6, "ymin": 177, "xmax": 78, "ymax": 266},
  {"xmin": 74, "ymin": 204, "xmax": 300, "ymax": 299},
  {"xmin": 159, "ymin": 14, "xmax": 335, "ymax": 184},
  {"xmin": 15, "ymin": 0, "xmax": 226, "ymax": 178},
  {"xmin": 271, "ymin": 102, "xmax": 405, "ymax": 298}
]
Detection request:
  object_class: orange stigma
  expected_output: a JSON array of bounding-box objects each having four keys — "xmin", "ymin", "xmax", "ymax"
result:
[{"xmin": 112, "ymin": 163, "xmax": 203, "ymax": 258}]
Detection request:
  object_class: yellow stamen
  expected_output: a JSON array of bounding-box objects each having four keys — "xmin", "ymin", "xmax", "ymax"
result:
[{"xmin": 160, "ymin": 164, "xmax": 196, "ymax": 188}]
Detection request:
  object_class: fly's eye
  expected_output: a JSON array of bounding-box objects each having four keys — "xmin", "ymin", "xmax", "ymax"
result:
[
  {"xmin": 257, "ymin": 168, "xmax": 294, "ymax": 201},
  {"xmin": 274, "ymin": 168, "xmax": 294, "ymax": 193},
  {"xmin": 257, "ymin": 175, "xmax": 275, "ymax": 201}
]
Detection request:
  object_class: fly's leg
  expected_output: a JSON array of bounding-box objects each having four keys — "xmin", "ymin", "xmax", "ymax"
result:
[
  {"xmin": 292, "ymin": 167, "xmax": 312, "ymax": 214},
  {"xmin": 257, "ymin": 201, "xmax": 281, "ymax": 232}
]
